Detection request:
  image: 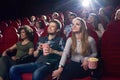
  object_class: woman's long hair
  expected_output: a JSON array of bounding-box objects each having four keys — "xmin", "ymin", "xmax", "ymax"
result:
[
  {"xmin": 18, "ymin": 25, "xmax": 34, "ymax": 42},
  {"xmin": 71, "ymin": 17, "xmax": 90, "ymax": 56}
]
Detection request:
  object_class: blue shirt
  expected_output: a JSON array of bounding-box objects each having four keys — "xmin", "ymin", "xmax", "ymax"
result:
[{"xmin": 36, "ymin": 36, "xmax": 65, "ymax": 65}]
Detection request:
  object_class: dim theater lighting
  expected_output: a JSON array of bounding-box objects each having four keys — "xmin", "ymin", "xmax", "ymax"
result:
[{"xmin": 82, "ymin": 0, "xmax": 90, "ymax": 7}]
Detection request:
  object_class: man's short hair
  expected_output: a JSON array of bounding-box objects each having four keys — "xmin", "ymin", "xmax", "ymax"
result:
[
  {"xmin": 49, "ymin": 19, "xmax": 62, "ymax": 30},
  {"xmin": 70, "ymin": 13, "xmax": 77, "ymax": 17}
]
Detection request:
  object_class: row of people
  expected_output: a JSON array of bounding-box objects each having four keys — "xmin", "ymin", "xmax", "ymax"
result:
[
  {"xmin": 0, "ymin": 7, "xmax": 116, "ymax": 40},
  {"xmin": 0, "ymin": 17, "xmax": 97, "ymax": 80}
]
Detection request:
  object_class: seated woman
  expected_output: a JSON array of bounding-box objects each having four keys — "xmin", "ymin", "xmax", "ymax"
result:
[
  {"xmin": 98, "ymin": 8, "xmax": 110, "ymax": 29},
  {"xmin": 87, "ymin": 13, "xmax": 105, "ymax": 38},
  {"xmin": 52, "ymin": 17, "xmax": 97, "ymax": 80},
  {"xmin": 35, "ymin": 20, "xmax": 45, "ymax": 36},
  {"xmin": 0, "ymin": 25, "xmax": 34, "ymax": 80}
]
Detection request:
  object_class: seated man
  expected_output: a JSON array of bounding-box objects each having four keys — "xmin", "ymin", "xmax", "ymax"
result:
[{"xmin": 10, "ymin": 19, "xmax": 65, "ymax": 80}]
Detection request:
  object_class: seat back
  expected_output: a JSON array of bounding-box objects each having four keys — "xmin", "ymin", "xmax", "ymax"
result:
[
  {"xmin": 0, "ymin": 22, "xmax": 8, "ymax": 33},
  {"xmin": 33, "ymin": 32, "xmax": 40, "ymax": 47},
  {"xmin": 0, "ymin": 26, "xmax": 19, "ymax": 53},
  {"xmin": 101, "ymin": 21, "xmax": 120, "ymax": 77}
]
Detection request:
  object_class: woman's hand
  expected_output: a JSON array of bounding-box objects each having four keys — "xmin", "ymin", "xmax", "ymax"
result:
[
  {"xmin": 81, "ymin": 59, "xmax": 88, "ymax": 70},
  {"xmin": 2, "ymin": 51, "xmax": 7, "ymax": 56},
  {"xmin": 11, "ymin": 56, "xmax": 18, "ymax": 61},
  {"xmin": 2, "ymin": 49, "xmax": 9, "ymax": 56},
  {"xmin": 33, "ymin": 50, "xmax": 39, "ymax": 57},
  {"xmin": 52, "ymin": 68, "xmax": 63, "ymax": 79}
]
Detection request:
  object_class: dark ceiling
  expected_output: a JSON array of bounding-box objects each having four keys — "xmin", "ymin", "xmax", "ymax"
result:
[{"xmin": 0, "ymin": 0, "xmax": 119, "ymax": 20}]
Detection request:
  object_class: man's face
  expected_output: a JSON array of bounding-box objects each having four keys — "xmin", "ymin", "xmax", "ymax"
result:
[
  {"xmin": 47, "ymin": 22, "xmax": 58, "ymax": 35},
  {"xmin": 69, "ymin": 15, "xmax": 76, "ymax": 23}
]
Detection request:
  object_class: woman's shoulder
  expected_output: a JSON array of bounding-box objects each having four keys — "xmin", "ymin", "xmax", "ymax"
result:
[
  {"xmin": 16, "ymin": 41, "xmax": 21, "ymax": 45},
  {"xmin": 88, "ymin": 36, "xmax": 95, "ymax": 43},
  {"xmin": 27, "ymin": 41, "xmax": 34, "ymax": 46},
  {"xmin": 67, "ymin": 37, "xmax": 72, "ymax": 42},
  {"xmin": 65, "ymin": 37, "xmax": 72, "ymax": 44}
]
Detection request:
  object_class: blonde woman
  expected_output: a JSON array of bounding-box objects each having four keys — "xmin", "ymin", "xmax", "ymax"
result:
[{"xmin": 52, "ymin": 17, "xmax": 97, "ymax": 80}]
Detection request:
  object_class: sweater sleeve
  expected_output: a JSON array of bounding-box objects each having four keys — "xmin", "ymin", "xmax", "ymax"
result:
[{"xmin": 59, "ymin": 38, "xmax": 72, "ymax": 66}]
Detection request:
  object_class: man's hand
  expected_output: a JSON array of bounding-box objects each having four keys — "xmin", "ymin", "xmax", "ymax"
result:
[
  {"xmin": 2, "ymin": 52, "xmax": 7, "ymax": 56},
  {"xmin": 11, "ymin": 56, "xmax": 18, "ymax": 61},
  {"xmin": 37, "ymin": 43, "xmax": 43, "ymax": 50}
]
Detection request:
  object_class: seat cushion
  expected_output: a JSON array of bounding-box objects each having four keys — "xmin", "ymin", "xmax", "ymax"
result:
[{"xmin": 73, "ymin": 76, "xmax": 92, "ymax": 80}]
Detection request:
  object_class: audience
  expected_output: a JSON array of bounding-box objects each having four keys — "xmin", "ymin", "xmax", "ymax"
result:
[
  {"xmin": 0, "ymin": 4, "xmax": 119, "ymax": 80},
  {"xmin": 9, "ymin": 19, "xmax": 65, "ymax": 80}
]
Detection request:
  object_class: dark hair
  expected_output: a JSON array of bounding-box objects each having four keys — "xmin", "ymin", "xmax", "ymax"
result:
[
  {"xmin": 18, "ymin": 25, "xmax": 34, "ymax": 42},
  {"xmin": 35, "ymin": 20, "xmax": 45, "ymax": 29},
  {"xmin": 49, "ymin": 19, "xmax": 62, "ymax": 30},
  {"xmin": 70, "ymin": 13, "xmax": 77, "ymax": 18},
  {"xmin": 89, "ymin": 13, "xmax": 100, "ymax": 31}
]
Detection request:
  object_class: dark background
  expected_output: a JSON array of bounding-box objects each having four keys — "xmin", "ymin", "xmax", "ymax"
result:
[{"xmin": 0, "ymin": 0, "xmax": 119, "ymax": 20}]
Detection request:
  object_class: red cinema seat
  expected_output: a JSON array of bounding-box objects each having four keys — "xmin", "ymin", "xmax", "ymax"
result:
[
  {"xmin": 106, "ymin": 20, "xmax": 120, "ymax": 31},
  {"xmin": 33, "ymin": 32, "xmax": 40, "ymax": 47},
  {"xmin": 22, "ymin": 73, "xmax": 52, "ymax": 80},
  {"xmin": 0, "ymin": 26, "xmax": 19, "ymax": 53},
  {"xmin": 0, "ymin": 22, "xmax": 8, "ymax": 33},
  {"xmin": 73, "ymin": 76, "xmax": 92, "ymax": 80},
  {"xmin": 22, "ymin": 73, "xmax": 91, "ymax": 80},
  {"xmin": 10, "ymin": 21, "xmax": 19, "ymax": 29},
  {"xmin": 21, "ymin": 17, "xmax": 31, "ymax": 26},
  {"xmin": 101, "ymin": 20, "xmax": 120, "ymax": 80}
]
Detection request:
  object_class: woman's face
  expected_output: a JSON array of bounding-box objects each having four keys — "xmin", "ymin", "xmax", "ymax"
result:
[
  {"xmin": 72, "ymin": 19, "xmax": 81, "ymax": 33},
  {"xmin": 35, "ymin": 22, "xmax": 40, "ymax": 28},
  {"xmin": 99, "ymin": 9, "xmax": 104, "ymax": 15},
  {"xmin": 20, "ymin": 29, "xmax": 27, "ymax": 39},
  {"xmin": 116, "ymin": 11, "xmax": 120, "ymax": 20},
  {"xmin": 87, "ymin": 15, "xmax": 94, "ymax": 23}
]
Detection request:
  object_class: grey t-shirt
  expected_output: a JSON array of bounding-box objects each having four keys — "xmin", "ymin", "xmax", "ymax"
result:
[{"xmin": 59, "ymin": 36, "xmax": 97, "ymax": 66}]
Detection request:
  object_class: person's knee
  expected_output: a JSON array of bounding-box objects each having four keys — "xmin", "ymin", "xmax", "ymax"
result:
[
  {"xmin": 32, "ymin": 70, "xmax": 43, "ymax": 80},
  {"xmin": 10, "ymin": 66, "xmax": 17, "ymax": 74}
]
